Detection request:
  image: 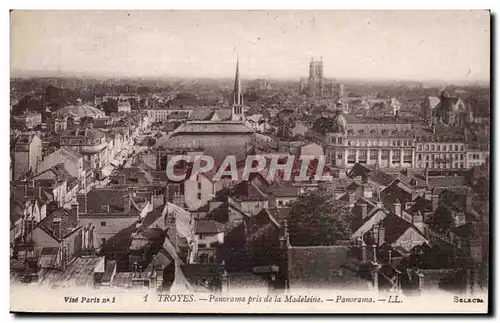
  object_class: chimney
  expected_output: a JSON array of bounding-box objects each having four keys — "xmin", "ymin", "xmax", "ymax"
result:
[
  {"xmin": 360, "ymin": 203, "xmax": 368, "ymax": 220},
  {"xmin": 465, "ymin": 191, "xmax": 473, "ymax": 213},
  {"xmin": 77, "ymin": 194, "xmax": 88, "ymax": 213},
  {"xmin": 361, "ymin": 235, "xmax": 367, "ymax": 263},
  {"xmin": 71, "ymin": 202, "xmax": 79, "ymax": 224},
  {"xmin": 362, "ymin": 184, "xmax": 373, "ymax": 198},
  {"xmin": 280, "ymin": 220, "xmax": 290, "ymax": 249},
  {"xmin": 52, "ymin": 217, "xmax": 62, "ymax": 240},
  {"xmin": 378, "ymin": 223, "xmax": 385, "ymax": 246},
  {"xmin": 425, "ymin": 168, "xmax": 429, "ymax": 183},
  {"xmin": 432, "ymin": 194, "xmax": 439, "ymax": 212},
  {"xmin": 376, "ymin": 200, "xmax": 383, "ymax": 209},
  {"xmin": 394, "ymin": 200, "xmax": 401, "ymax": 216},
  {"xmin": 413, "ymin": 211, "xmax": 424, "ymax": 233},
  {"xmin": 123, "ymin": 195, "xmax": 131, "ymax": 213},
  {"xmin": 348, "ymin": 191, "xmax": 356, "ymax": 208}
]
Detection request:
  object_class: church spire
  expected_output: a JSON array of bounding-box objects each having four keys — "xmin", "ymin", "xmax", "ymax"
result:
[{"xmin": 232, "ymin": 54, "xmax": 241, "ymax": 106}]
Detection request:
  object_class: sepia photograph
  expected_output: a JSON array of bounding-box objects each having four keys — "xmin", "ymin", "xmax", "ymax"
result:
[{"xmin": 9, "ymin": 9, "xmax": 491, "ymax": 313}]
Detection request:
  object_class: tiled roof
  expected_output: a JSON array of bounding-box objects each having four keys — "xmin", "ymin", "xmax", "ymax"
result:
[
  {"xmin": 38, "ymin": 208, "xmax": 80, "ymax": 241},
  {"xmin": 379, "ymin": 213, "xmax": 417, "ymax": 245},
  {"xmin": 85, "ymin": 189, "xmax": 150, "ymax": 214},
  {"xmin": 367, "ymin": 170, "xmax": 394, "ymax": 186},
  {"xmin": 194, "ymin": 219, "xmax": 226, "ymax": 234},
  {"xmin": 229, "ymin": 181, "xmax": 268, "ymax": 202},
  {"xmin": 54, "ymin": 103, "xmax": 105, "ymax": 118},
  {"xmin": 269, "ymin": 181, "xmax": 300, "ymax": 197},
  {"xmin": 61, "ymin": 127, "xmax": 106, "ymax": 139},
  {"xmin": 173, "ymin": 121, "xmax": 255, "ymax": 135},
  {"xmin": 428, "ymin": 176, "xmax": 466, "ymax": 188},
  {"xmin": 203, "ymin": 109, "xmax": 232, "ymax": 121},
  {"xmin": 289, "ymin": 246, "xmax": 368, "ymax": 288}
]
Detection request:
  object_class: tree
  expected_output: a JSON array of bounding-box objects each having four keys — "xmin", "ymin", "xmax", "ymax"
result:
[
  {"xmin": 287, "ymin": 190, "xmax": 354, "ymax": 246},
  {"xmin": 429, "ymin": 205, "xmax": 455, "ymax": 234},
  {"xmin": 312, "ymin": 117, "xmax": 337, "ymax": 135},
  {"xmin": 100, "ymin": 99, "xmax": 118, "ymax": 115}
]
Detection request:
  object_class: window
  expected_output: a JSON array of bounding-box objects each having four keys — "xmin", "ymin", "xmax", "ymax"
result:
[
  {"xmin": 431, "ymin": 145, "xmax": 435, "ymax": 151},
  {"xmin": 370, "ymin": 149, "xmax": 378, "ymax": 160},
  {"xmin": 417, "ymin": 144, "xmax": 422, "ymax": 150},
  {"xmin": 338, "ymin": 137, "xmax": 343, "ymax": 144},
  {"xmin": 347, "ymin": 141, "xmax": 351, "ymax": 146},
  {"xmin": 358, "ymin": 150, "xmax": 367, "ymax": 164},
  {"xmin": 199, "ymin": 235, "xmax": 204, "ymax": 240},
  {"xmin": 100, "ymin": 221, "xmax": 107, "ymax": 227},
  {"xmin": 392, "ymin": 149, "xmax": 401, "ymax": 163},
  {"xmin": 460, "ymin": 154, "xmax": 464, "ymax": 160},
  {"xmin": 197, "ymin": 192, "xmax": 202, "ymax": 200},
  {"xmin": 425, "ymin": 145, "xmax": 429, "ymax": 151},
  {"xmin": 418, "ymin": 154, "xmax": 422, "ymax": 161},
  {"xmin": 460, "ymin": 145, "xmax": 464, "ymax": 151},
  {"xmin": 403, "ymin": 150, "xmax": 412, "ymax": 163},
  {"xmin": 198, "ymin": 242, "xmax": 206, "ymax": 247},
  {"xmin": 347, "ymin": 149, "xmax": 356, "ymax": 163},
  {"xmin": 381, "ymin": 150, "xmax": 389, "ymax": 160},
  {"xmin": 437, "ymin": 145, "xmax": 441, "ymax": 151},
  {"xmin": 443, "ymin": 145, "xmax": 447, "ymax": 152},
  {"xmin": 197, "ymin": 182, "xmax": 202, "ymax": 190}
]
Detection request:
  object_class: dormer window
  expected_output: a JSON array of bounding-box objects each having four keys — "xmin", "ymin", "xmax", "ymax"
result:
[{"xmin": 101, "ymin": 205, "xmax": 110, "ymax": 213}]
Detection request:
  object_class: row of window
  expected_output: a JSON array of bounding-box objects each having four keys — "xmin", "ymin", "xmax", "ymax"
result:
[
  {"xmin": 415, "ymin": 135, "xmax": 464, "ymax": 142},
  {"xmin": 417, "ymin": 162, "xmax": 465, "ymax": 169},
  {"xmin": 417, "ymin": 153, "xmax": 464, "ymax": 161},
  {"xmin": 417, "ymin": 144, "xmax": 464, "ymax": 152},
  {"xmin": 335, "ymin": 139, "xmax": 416, "ymax": 147},
  {"xmin": 61, "ymin": 138, "xmax": 103, "ymax": 145}
]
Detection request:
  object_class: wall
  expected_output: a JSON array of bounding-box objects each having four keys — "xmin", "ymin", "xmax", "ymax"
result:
[
  {"xmin": 13, "ymin": 151, "xmax": 29, "ymax": 180},
  {"xmin": 79, "ymin": 214, "xmax": 139, "ymax": 241},
  {"xmin": 36, "ymin": 149, "xmax": 83, "ymax": 179},
  {"xmin": 239, "ymin": 200, "xmax": 268, "ymax": 216},
  {"xmin": 393, "ymin": 227, "xmax": 428, "ymax": 252},
  {"xmin": 184, "ymin": 175, "xmax": 214, "ymax": 211}
]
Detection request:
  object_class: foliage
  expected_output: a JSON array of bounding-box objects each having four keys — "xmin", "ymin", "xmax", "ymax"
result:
[
  {"xmin": 100, "ymin": 99, "xmax": 118, "ymax": 115},
  {"xmin": 287, "ymin": 189, "xmax": 354, "ymax": 246},
  {"xmin": 429, "ymin": 205, "xmax": 455, "ymax": 234},
  {"xmin": 12, "ymin": 95, "xmax": 43, "ymax": 116},
  {"xmin": 312, "ymin": 117, "xmax": 337, "ymax": 135}
]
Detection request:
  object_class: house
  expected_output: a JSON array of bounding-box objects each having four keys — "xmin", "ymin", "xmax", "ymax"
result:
[
  {"xmin": 268, "ymin": 181, "xmax": 300, "ymax": 208},
  {"xmin": 77, "ymin": 189, "xmax": 154, "ymax": 242},
  {"xmin": 31, "ymin": 206, "xmax": 88, "ymax": 270},
  {"xmin": 32, "ymin": 164, "xmax": 78, "ymax": 207},
  {"xmin": 35, "ymin": 147, "xmax": 90, "ymax": 192},
  {"xmin": 226, "ymin": 180, "xmax": 269, "ymax": 216},
  {"xmin": 10, "ymin": 186, "xmax": 50, "ymax": 244},
  {"xmin": 193, "ymin": 219, "xmax": 225, "ymax": 264},
  {"xmin": 12, "ymin": 134, "xmax": 43, "ymax": 181}
]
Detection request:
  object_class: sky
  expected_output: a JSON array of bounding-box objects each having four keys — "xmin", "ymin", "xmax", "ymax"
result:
[{"xmin": 10, "ymin": 10, "xmax": 490, "ymax": 82}]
